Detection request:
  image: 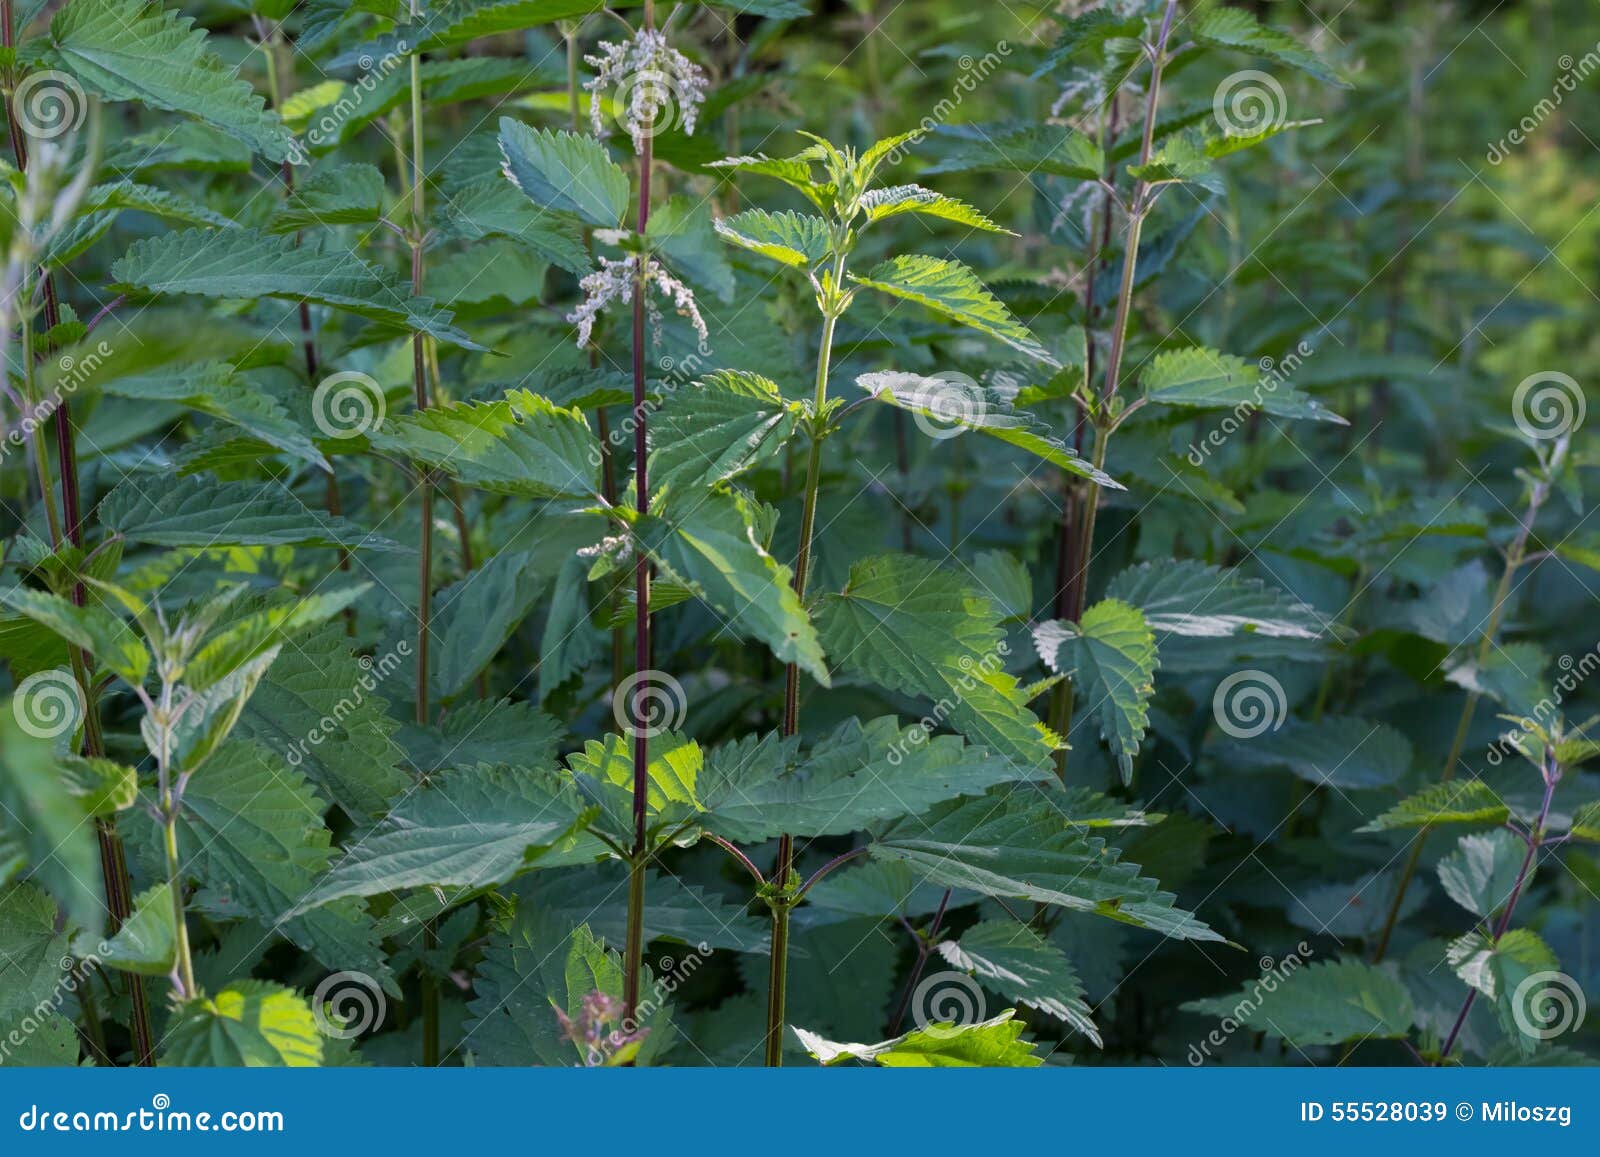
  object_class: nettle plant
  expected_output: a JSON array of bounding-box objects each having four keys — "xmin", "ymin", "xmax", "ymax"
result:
[{"xmin": 0, "ymin": 0, "xmax": 1594, "ymax": 1070}]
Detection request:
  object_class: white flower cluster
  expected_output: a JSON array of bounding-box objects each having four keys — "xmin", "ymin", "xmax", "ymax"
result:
[
  {"xmin": 584, "ymin": 29, "xmax": 708, "ymax": 153},
  {"xmin": 567, "ymin": 254, "xmax": 709, "ymax": 349}
]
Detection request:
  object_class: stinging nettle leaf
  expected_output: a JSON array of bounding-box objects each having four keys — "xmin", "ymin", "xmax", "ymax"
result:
[
  {"xmin": 28, "ymin": 0, "xmax": 297, "ymax": 161},
  {"xmin": 857, "ymin": 371, "xmax": 1118, "ymax": 487},
  {"xmin": 851, "ymin": 255, "xmax": 1058, "ymax": 366},
  {"xmin": 110, "ymin": 229, "xmax": 484, "ymax": 350},
  {"xmin": 1033, "ymin": 599, "xmax": 1158, "ymax": 784},
  {"xmin": 498, "ymin": 119, "xmax": 630, "ymax": 228}
]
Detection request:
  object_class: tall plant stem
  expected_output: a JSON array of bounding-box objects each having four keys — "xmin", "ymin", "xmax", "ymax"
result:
[
  {"xmin": 259, "ymin": 22, "xmax": 358, "ymax": 631},
  {"xmin": 1049, "ymin": 2, "xmax": 1177, "ymax": 780},
  {"xmin": 1371, "ymin": 441, "xmax": 1563, "ymax": 962},
  {"xmin": 765, "ymin": 250, "xmax": 848, "ymax": 1067},
  {"xmin": 1438, "ymin": 757, "xmax": 1556, "ymax": 1062},
  {"xmin": 402, "ymin": 13, "xmax": 442, "ymax": 1066},
  {"xmin": 3, "ymin": 26, "xmax": 150, "ymax": 1051},
  {"xmin": 565, "ymin": 20, "xmax": 627, "ymax": 690},
  {"xmin": 622, "ymin": 0, "xmax": 658, "ymax": 1026},
  {"xmin": 153, "ymin": 688, "xmax": 196, "ymax": 999},
  {"xmin": 1047, "ymin": 98, "xmax": 1118, "ymax": 777}
]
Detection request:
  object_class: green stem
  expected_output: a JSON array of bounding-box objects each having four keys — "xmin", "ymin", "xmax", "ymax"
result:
[
  {"xmin": 161, "ymin": 811, "xmax": 196, "ymax": 998},
  {"xmin": 622, "ymin": 0, "xmax": 658, "ymax": 1030},
  {"xmin": 765, "ymin": 251, "xmax": 847, "ymax": 1068},
  {"xmin": 1049, "ymin": 2, "xmax": 1177, "ymax": 778},
  {"xmin": 402, "ymin": 6, "xmax": 442, "ymax": 1066},
  {"xmin": 1370, "ymin": 444, "xmax": 1561, "ymax": 962}
]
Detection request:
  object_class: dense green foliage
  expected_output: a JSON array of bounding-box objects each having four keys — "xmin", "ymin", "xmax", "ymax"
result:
[{"xmin": 0, "ymin": 0, "xmax": 1596, "ymax": 1069}]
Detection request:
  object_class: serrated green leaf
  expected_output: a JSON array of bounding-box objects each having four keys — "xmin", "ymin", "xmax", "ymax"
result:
[
  {"xmin": 856, "ymin": 371, "xmax": 1118, "ymax": 486},
  {"xmin": 1034, "ymin": 599, "xmax": 1157, "ymax": 783},
  {"xmin": 294, "ymin": 764, "xmax": 597, "ymax": 912},
  {"xmin": 1226, "ymin": 716, "xmax": 1413, "ymax": 790},
  {"xmin": 649, "ymin": 370, "xmax": 803, "ymax": 494},
  {"xmin": 161, "ymin": 980, "xmax": 322, "ymax": 1066},
  {"xmin": 794, "ymin": 1010, "xmax": 1043, "ymax": 1067},
  {"xmin": 498, "ymin": 120, "xmax": 629, "ymax": 228},
  {"xmin": 98, "ymin": 474, "xmax": 404, "ymax": 552},
  {"xmin": 1438, "ymin": 830, "xmax": 1527, "ymax": 919},
  {"xmin": 1140, "ymin": 347, "xmax": 1345, "ymax": 422},
  {"xmin": 110, "ymin": 228, "xmax": 483, "ymax": 350},
  {"xmin": 871, "ymin": 789, "xmax": 1219, "ymax": 940},
  {"xmin": 269, "ymin": 163, "xmax": 386, "ymax": 231},
  {"xmin": 1359, "ymin": 780, "xmax": 1512, "ymax": 833},
  {"xmin": 937, "ymin": 920, "xmax": 1099, "ymax": 1044},
  {"xmin": 859, "ymin": 185, "xmax": 1012, "ymax": 233},
  {"xmin": 713, "ymin": 209, "xmax": 830, "ymax": 268},
  {"xmin": 698, "ymin": 715, "xmax": 1047, "ymax": 844},
  {"xmin": 163, "ymin": 742, "xmax": 392, "ymax": 989},
  {"xmin": 235, "ymin": 623, "xmax": 410, "ymax": 823},
  {"xmin": 851, "ymin": 255, "xmax": 1056, "ymax": 365},
  {"xmin": 29, "ymin": 0, "xmax": 297, "ymax": 160},
  {"xmin": 369, "ymin": 390, "xmax": 601, "ymax": 500},
  {"xmin": 89, "ymin": 882, "xmax": 176, "ymax": 976},
  {"xmin": 1193, "ymin": 7, "xmax": 1351, "ymax": 87},
  {"xmin": 816, "ymin": 554, "xmax": 1056, "ymax": 772},
  {"xmin": 1182, "ymin": 959, "xmax": 1415, "ymax": 1046},
  {"xmin": 0, "ymin": 587, "xmax": 148, "ymax": 683},
  {"xmin": 636, "ymin": 489, "xmax": 827, "ymax": 683}
]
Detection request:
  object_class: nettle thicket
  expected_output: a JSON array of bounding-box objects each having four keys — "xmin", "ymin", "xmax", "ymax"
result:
[{"xmin": 0, "ymin": 0, "xmax": 1594, "ymax": 1069}]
